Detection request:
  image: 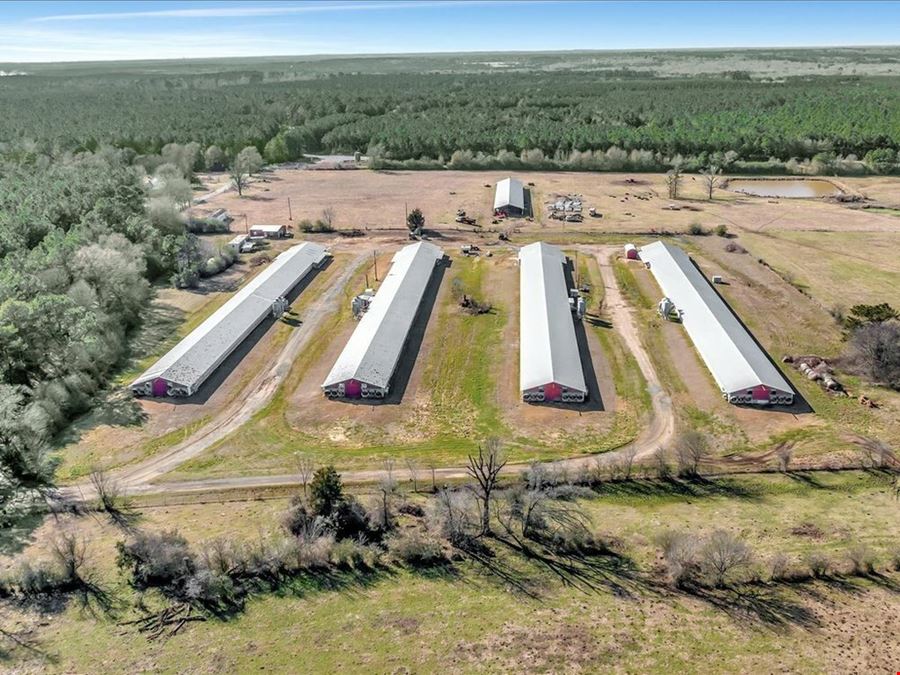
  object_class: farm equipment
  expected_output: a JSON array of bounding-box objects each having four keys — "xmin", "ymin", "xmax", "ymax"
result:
[{"xmin": 461, "ymin": 244, "xmax": 481, "ymax": 256}]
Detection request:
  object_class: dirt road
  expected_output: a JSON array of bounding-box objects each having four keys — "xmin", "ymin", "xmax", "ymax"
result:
[{"xmin": 89, "ymin": 246, "xmax": 675, "ymax": 499}]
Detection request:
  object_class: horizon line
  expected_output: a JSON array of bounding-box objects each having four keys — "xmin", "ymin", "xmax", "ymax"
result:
[{"xmin": 3, "ymin": 43, "xmax": 900, "ymax": 66}]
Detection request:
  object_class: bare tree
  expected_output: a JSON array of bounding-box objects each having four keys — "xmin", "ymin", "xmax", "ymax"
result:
[
  {"xmin": 774, "ymin": 441, "xmax": 795, "ymax": 472},
  {"xmin": 466, "ymin": 439, "xmax": 507, "ymax": 536},
  {"xmin": 89, "ymin": 468, "xmax": 136, "ymax": 525},
  {"xmin": 700, "ymin": 165, "xmax": 722, "ymax": 200},
  {"xmin": 295, "ymin": 453, "xmax": 316, "ymax": 498},
  {"xmin": 619, "ymin": 446, "xmax": 638, "ymax": 481},
  {"xmin": 230, "ymin": 162, "xmax": 249, "ymax": 197},
  {"xmin": 404, "ymin": 458, "xmax": 420, "ymax": 493},
  {"xmin": 665, "ymin": 166, "xmax": 683, "ymax": 200},
  {"xmin": 675, "ymin": 431, "xmax": 709, "ymax": 477},
  {"xmin": 699, "ymin": 530, "xmax": 754, "ymax": 587},
  {"xmin": 321, "ymin": 207, "xmax": 335, "ymax": 230},
  {"xmin": 379, "ymin": 459, "xmax": 398, "ymax": 529},
  {"xmin": 52, "ymin": 530, "xmax": 88, "ymax": 586}
]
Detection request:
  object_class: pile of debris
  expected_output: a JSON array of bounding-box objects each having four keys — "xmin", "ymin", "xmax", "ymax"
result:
[
  {"xmin": 782, "ymin": 355, "xmax": 845, "ymax": 395},
  {"xmin": 547, "ymin": 194, "xmax": 584, "ymax": 222},
  {"xmin": 459, "ymin": 294, "xmax": 492, "ymax": 315}
]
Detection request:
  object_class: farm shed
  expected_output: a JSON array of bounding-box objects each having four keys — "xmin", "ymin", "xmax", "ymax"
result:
[
  {"xmin": 624, "ymin": 243, "xmax": 639, "ymax": 260},
  {"xmin": 494, "ymin": 177, "xmax": 525, "ymax": 215},
  {"xmin": 249, "ymin": 224, "xmax": 287, "ymax": 239},
  {"xmin": 322, "ymin": 242, "xmax": 444, "ymax": 399},
  {"xmin": 639, "ymin": 241, "xmax": 794, "ymax": 406},
  {"xmin": 518, "ymin": 242, "xmax": 587, "ymax": 403},
  {"xmin": 131, "ymin": 242, "xmax": 328, "ymax": 397}
]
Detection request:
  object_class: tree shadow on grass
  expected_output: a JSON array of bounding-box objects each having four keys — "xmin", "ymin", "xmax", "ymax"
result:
[
  {"xmin": 592, "ymin": 476, "xmax": 767, "ymax": 502},
  {"xmin": 687, "ymin": 585, "xmax": 821, "ymax": 630}
]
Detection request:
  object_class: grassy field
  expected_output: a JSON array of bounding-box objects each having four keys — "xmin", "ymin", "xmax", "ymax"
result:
[
  {"xmin": 4, "ymin": 470, "xmax": 899, "ymax": 673},
  {"xmin": 733, "ymin": 229, "xmax": 900, "ymax": 309}
]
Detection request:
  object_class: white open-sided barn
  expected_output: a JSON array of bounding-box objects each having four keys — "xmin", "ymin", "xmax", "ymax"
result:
[
  {"xmin": 519, "ymin": 242, "xmax": 587, "ymax": 403},
  {"xmin": 639, "ymin": 240, "xmax": 794, "ymax": 406},
  {"xmin": 131, "ymin": 242, "xmax": 328, "ymax": 397},
  {"xmin": 494, "ymin": 177, "xmax": 525, "ymax": 215},
  {"xmin": 322, "ymin": 241, "xmax": 444, "ymax": 399}
]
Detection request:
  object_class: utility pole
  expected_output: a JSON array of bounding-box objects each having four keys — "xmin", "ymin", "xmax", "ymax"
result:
[
  {"xmin": 287, "ymin": 197, "xmax": 293, "ymax": 221},
  {"xmin": 373, "ymin": 250, "xmax": 378, "ymax": 282},
  {"xmin": 243, "ymin": 214, "xmax": 249, "ymax": 234}
]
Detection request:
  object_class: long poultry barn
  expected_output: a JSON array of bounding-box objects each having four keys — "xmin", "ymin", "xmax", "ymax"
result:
[
  {"xmin": 322, "ymin": 241, "xmax": 444, "ymax": 399},
  {"xmin": 639, "ymin": 240, "xmax": 794, "ymax": 406},
  {"xmin": 131, "ymin": 242, "xmax": 328, "ymax": 397},
  {"xmin": 494, "ymin": 177, "xmax": 525, "ymax": 216},
  {"xmin": 519, "ymin": 242, "xmax": 588, "ymax": 403}
]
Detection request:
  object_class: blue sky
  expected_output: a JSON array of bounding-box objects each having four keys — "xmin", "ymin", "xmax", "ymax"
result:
[{"xmin": 1, "ymin": 1, "xmax": 899, "ymax": 63}]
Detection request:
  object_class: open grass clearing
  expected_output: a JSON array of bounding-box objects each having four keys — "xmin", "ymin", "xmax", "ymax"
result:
[{"xmin": 3, "ymin": 470, "xmax": 899, "ymax": 673}]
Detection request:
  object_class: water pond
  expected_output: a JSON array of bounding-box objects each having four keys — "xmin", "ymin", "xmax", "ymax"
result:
[{"xmin": 726, "ymin": 179, "xmax": 843, "ymax": 198}]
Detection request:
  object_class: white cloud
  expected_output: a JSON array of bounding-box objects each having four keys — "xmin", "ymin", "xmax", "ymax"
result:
[
  {"xmin": 0, "ymin": 27, "xmax": 341, "ymax": 62},
  {"xmin": 30, "ymin": 1, "xmax": 514, "ymax": 23}
]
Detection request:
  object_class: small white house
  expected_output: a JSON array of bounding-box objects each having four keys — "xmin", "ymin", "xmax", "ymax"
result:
[{"xmin": 249, "ymin": 224, "xmax": 287, "ymax": 239}]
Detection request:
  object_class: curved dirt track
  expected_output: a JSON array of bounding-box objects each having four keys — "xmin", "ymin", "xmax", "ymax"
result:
[{"xmin": 100, "ymin": 246, "xmax": 675, "ymax": 499}]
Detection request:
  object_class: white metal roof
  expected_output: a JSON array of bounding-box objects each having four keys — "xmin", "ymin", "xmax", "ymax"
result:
[
  {"xmin": 639, "ymin": 241, "xmax": 793, "ymax": 396},
  {"xmin": 518, "ymin": 242, "xmax": 587, "ymax": 394},
  {"xmin": 494, "ymin": 177, "xmax": 525, "ymax": 211},
  {"xmin": 323, "ymin": 242, "xmax": 443, "ymax": 391},
  {"xmin": 133, "ymin": 242, "xmax": 327, "ymax": 393},
  {"xmin": 250, "ymin": 224, "xmax": 284, "ymax": 232}
]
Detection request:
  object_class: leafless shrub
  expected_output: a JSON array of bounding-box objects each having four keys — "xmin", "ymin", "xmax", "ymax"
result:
[
  {"xmin": 429, "ymin": 489, "xmax": 479, "ymax": 546},
  {"xmin": 805, "ymin": 551, "xmax": 832, "ymax": 578},
  {"xmin": 848, "ymin": 434, "xmax": 898, "ymax": 470},
  {"xmin": 116, "ymin": 529, "xmax": 194, "ymax": 590},
  {"xmin": 675, "ymin": 432, "xmax": 709, "ymax": 477},
  {"xmin": 14, "ymin": 559, "xmax": 64, "ymax": 597},
  {"xmin": 843, "ymin": 322, "xmax": 900, "ymax": 390},
  {"xmin": 699, "ymin": 530, "xmax": 754, "ymax": 587},
  {"xmin": 387, "ymin": 531, "xmax": 447, "ymax": 568},
  {"xmin": 769, "ymin": 552, "xmax": 792, "ymax": 581},
  {"xmin": 291, "ymin": 533, "xmax": 335, "ymax": 570},
  {"xmin": 652, "ymin": 447, "xmax": 672, "ymax": 479},
  {"xmin": 330, "ymin": 538, "xmax": 370, "ymax": 570},
  {"xmin": 656, "ymin": 530, "xmax": 700, "ymax": 587},
  {"xmin": 90, "ymin": 468, "xmax": 137, "ymax": 523},
  {"xmin": 847, "ymin": 542, "xmax": 876, "ymax": 575},
  {"xmin": 774, "ymin": 441, "xmax": 795, "ymax": 472},
  {"xmin": 724, "ymin": 241, "xmax": 747, "ymax": 254}
]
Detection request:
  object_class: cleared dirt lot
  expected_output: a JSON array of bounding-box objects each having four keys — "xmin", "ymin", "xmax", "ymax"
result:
[{"xmin": 209, "ymin": 169, "xmax": 900, "ymax": 237}]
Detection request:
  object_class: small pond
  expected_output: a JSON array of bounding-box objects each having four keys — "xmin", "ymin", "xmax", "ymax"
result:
[{"xmin": 726, "ymin": 179, "xmax": 843, "ymax": 198}]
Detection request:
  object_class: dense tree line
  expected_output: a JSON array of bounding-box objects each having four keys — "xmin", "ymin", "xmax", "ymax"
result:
[
  {"xmin": 0, "ymin": 150, "xmax": 200, "ymax": 513},
  {"xmin": 1, "ymin": 70, "xmax": 898, "ymax": 171}
]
